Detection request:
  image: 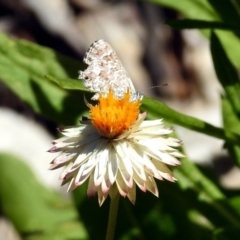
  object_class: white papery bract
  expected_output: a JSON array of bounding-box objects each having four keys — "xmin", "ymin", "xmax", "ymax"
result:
[{"xmin": 49, "ymin": 91, "xmax": 184, "ymax": 205}]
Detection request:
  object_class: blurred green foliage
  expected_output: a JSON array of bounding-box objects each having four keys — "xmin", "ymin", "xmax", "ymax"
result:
[{"xmin": 1, "ymin": 0, "xmax": 240, "ymax": 239}]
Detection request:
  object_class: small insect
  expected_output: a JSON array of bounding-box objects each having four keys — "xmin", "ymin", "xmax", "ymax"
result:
[{"xmin": 79, "ymin": 39, "xmax": 142, "ymax": 101}]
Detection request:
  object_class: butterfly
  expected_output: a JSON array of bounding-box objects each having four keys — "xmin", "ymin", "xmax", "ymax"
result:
[{"xmin": 78, "ymin": 39, "xmax": 142, "ymax": 101}]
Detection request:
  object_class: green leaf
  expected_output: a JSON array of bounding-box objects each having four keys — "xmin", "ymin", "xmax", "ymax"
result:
[
  {"xmin": 168, "ymin": 129, "xmax": 240, "ymax": 228},
  {"xmin": 47, "ymin": 70, "xmax": 240, "ymax": 144},
  {"xmin": 0, "ymin": 32, "xmax": 86, "ymax": 125},
  {"xmin": 149, "ymin": 0, "xmax": 240, "ymax": 70},
  {"xmin": 0, "ymin": 153, "xmax": 88, "ymax": 239},
  {"xmin": 141, "ymin": 96, "xmax": 240, "ymax": 144},
  {"xmin": 208, "ymin": 0, "xmax": 240, "ymax": 25},
  {"xmin": 149, "ymin": 0, "xmax": 219, "ymax": 20},
  {"xmin": 45, "ymin": 71, "xmax": 240, "ymax": 145},
  {"xmin": 221, "ymin": 96, "xmax": 240, "ymax": 166},
  {"xmin": 213, "ymin": 226, "xmax": 240, "ymax": 240},
  {"xmin": 45, "ymin": 75, "xmax": 86, "ymax": 91},
  {"xmin": 210, "ymin": 31, "xmax": 240, "ymax": 117},
  {"xmin": 174, "ymin": 157, "xmax": 240, "ymax": 228},
  {"xmin": 166, "ymin": 19, "xmax": 240, "ymax": 30},
  {"xmin": 230, "ymin": 196, "xmax": 240, "ymax": 216}
]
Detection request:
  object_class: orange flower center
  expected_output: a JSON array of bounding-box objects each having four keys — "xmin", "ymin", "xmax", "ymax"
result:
[{"xmin": 89, "ymin": 89, "xmax": 141, "ymax": 139}]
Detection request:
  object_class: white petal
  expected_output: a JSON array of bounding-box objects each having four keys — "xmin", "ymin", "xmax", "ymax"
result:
[
  {"xmin": 143, "ymin": 157, "xmax": 163, "ymax": 179},
  {"xmin": 75, "ymin": 162, "xmax": 92, "ymax": 186},
  {"xmin": 157, "ymin": 152, "xmax": 181, "ymax": 166},
  {"xmin": 133, "ymin": 128, "xmax": 173, "ymax": 138},
  {"xmin": 98, "ymin": 188, "xmax": 108, "ymax": 206},
  {"xmin": 52, "ymin": 136, "xmax": 71, "ymax": 145},
  {"xmin": 112, "ymin": 141, "xmax": 133, "ymax": 188},
  {"xmin": 163, "ymin": 137, "xmax": 183, "ymax": 147},
  {"xmin": 151, "ymin": 159, "xmax": 176, "ymax": 182},
  {"xmin": 140, "ymin": 119, "xmax": 163, "ymax": 128},
  {"xmin": 74, "ymin": 140, "xmax": 109, "ymax": 187},
  {"xmin": 115, "ymin": 173, "xmax": 128, "ymax": 197},
  {"xmin": 72, "ymin": 138, "xmax": 104, "ymax": 168},
  {"xmin": 170, "ymin": 151, "xmax": 185, "ymax": 158},
  {"xmin": 101, "ymin": 172, "xmax": 112, "ymax": 194},
  {"xmin": 61, "ymin": 125, "xmax": 91, "ymax": 137},
  {"xmin": 61, "ymin": 125, "xmax": 85, "ymax": 132},
  {"xmin": 123, "ymin": 142, "xmax": 147, "ymax": 180},
  {"xmin": 49, "ymin": 153, "xmax": 77, "ymax": 170},
  {"xmin": 94, "ymin": 147, "xmax": 109, "ymax": 186},
  {"xmin": 145, "ymin": 175, "xmax": 159, "ymax": 197},
  {"xmin": 67, "ymin": 177, "xmax": 76, "ymax": 192},
  {"xmin": 87, "ymin": 173, "xmax": 98, "ymax": 197},
  {"xmin": 113, "ymin": 141, "xmax": 133, "ymax": 188},
  {"xmin": 131, "ymin": 159, "xmax": 146, "ymax": 181},
  {"xmin": 84, "ymin": 139, "xmax": 108, "ymax": 169},
  {"xmin": 117, "ymin": 155, "xmax": 133, "ymax": 188},
  {"xmin": 128, "ymin": 143, "xmax": 162, "ymax": 179},
  {"xmin": 73, "ymin": 131, "xmax": 102, "ymax": 148},
  {"xmin": 137, "ymin": 138, "xmax": 178, "ymax": 152},
  {"xmin": 132, "ymin": 171, "xmax": 146, "ymax": 192},
  {"xmin": 139, "ymin": 143, "xmax": 181, "ymax": 166},
  {"xmin": 62, "ymin": 168, "xmax": 78, "ymax": 182},
  {"xmin": 61, "ymin": 175, "xmax": 73, "ymax": 187},
  {"xmin": 51, "ymin": 152, "xmax": 77, "ymax": 164},
  {"xmin": 108, "ymin": 147, "xmax": 118, "ymax": 184},
  {"xmin": 61, "ymin": 129, "xmax": 83, "ymax": 138},
  {"xmin": 59, "ymin": 161, "xmax": 74, "ymax": 180},
  {"xmin": 127, "ymin": 183, "xmax": 136, "ymax": 204},
  {"xmin": 112, "ymin": 141, "xmax": 133, "ymax": 176}
]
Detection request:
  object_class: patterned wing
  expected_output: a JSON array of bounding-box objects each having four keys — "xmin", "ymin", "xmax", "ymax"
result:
[{"xmin": 79, "ymin": 39, "xmax": 139, "ymax": 100}]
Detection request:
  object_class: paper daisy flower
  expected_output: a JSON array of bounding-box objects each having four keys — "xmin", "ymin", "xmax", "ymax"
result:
[{"xmin": 48, "ymin": 89, "xmax": 184, "ymax": 205}]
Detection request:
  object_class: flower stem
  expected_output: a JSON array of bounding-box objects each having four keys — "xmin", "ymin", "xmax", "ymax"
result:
[{"xmin": 105, "ymin": 194, "xmax": 120, "ymax": 240}]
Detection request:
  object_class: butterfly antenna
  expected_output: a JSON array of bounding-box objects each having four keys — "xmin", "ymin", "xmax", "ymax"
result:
[{"xmin": 149, "ymin": 83, "xmax": 168, "ymax": 89}]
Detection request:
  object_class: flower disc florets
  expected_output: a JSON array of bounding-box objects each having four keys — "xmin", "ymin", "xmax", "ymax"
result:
[{"xmin": 89, "ymin": 89, "xmax": 140, "ymax": 139}]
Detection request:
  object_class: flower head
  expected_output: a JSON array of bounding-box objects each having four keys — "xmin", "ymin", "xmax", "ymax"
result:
[{"xmin": 48, "ymin": 89, "xmax": 184, "ymax": 205}]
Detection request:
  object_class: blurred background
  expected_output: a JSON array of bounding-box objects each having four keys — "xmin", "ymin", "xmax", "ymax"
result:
[{"xmin": 0, "ymin": 0, "xmax": 239, "ymax": 239}]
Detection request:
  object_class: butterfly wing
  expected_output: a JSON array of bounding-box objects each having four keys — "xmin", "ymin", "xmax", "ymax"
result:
[{"xmin": 79, "ymin": 39, "xmax": 138, "ymax": 100}]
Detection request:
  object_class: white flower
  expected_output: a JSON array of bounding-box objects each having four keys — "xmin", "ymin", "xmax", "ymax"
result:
[{"xmin": 48, "ymin": 89, "xmax": 184, "ymax": 205}]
